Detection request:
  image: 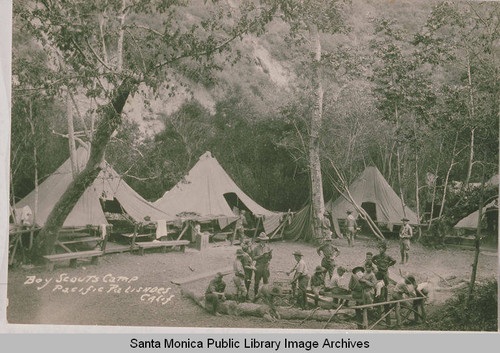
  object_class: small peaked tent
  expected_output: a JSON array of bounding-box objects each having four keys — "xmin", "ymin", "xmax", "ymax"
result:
[
  {"xmin": 454, "ymin": 199, "xmax": 498, "ymax": 230},
  {"xmin": 486, "ymin": 174, "xmax": 499, "ymax": 187},
  {"xmin": 454, "ymin": 174, "xmax": 498, "ymax": 230},
  {"xmin": 16, "ymin": 146, "xmax": 171, "ymax": 227},
  {"xmin": 326, "ymin": 166, "xmax": 419, "ymax": 237},
  {"xmin": 154, "ymin": 151, "xmax": 281, "ymax": 232}
]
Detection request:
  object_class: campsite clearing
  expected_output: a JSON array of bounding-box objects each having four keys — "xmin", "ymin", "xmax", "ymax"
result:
[{"xmin": 7, "ymin": 239, "xmax": 497, "ymax": 329}]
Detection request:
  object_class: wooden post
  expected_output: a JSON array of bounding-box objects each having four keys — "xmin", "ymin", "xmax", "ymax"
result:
[
  {"xmin": 230, "ymin": 222, "xmax": 237, "ymax": 245},
  {"xmin": 29, "ymin": 226, "xmax": 34, "ymax": 250},
  {"xmin": 395, "ymin": 302, "xmax": 401, "ymax": 327},
  {"xmin": 362, "ymin": 308, "xmax": 368, "ymax": 329},
  {"xmin": 131, "ymin": 223, "xmax": 138, "ymax": 251},
  {"xmin": 253, "ymin": 217, "xmax": 261, "ymax": 241},
  {"xmin": 101, "ymin": 225, "xmax": 109, "ymax": 253}
]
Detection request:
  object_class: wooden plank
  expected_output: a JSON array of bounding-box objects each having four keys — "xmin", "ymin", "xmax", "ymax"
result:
[
  {"xmin": 120, "ymin": 233, "xmax": 150, "ymax": 238},
  {"xmin": 171, "ymin": 267, "xmax": 233, "ymax": 286},
  {"xmin": 137, "ymin": 240, "xmax": 189, "ymax": 249},
  {"xmin": 58, "ymin": 237, "xmax": 101, "ymax": 245},
  {"xmin": 104, "ymin": 242, "xmax": 132, "ymax": 254},
  {"xmin": 44, "ymin": 250, "xmax": 103, "ymax": 261},
  {"xmin": 9, "ymin": 227, "xmax": 42, "ymax": 236},
  {"xmin": 350, "ymin": 296, "xmax": 427, "ymax": 309}
]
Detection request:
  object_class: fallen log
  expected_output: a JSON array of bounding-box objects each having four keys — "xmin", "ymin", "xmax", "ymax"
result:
[{"xmin": 182, "ymin": 288, "xmax": 355, "ymax": 323}]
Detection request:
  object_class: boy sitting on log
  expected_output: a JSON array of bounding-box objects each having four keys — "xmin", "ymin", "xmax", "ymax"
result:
[
  {"xmin": 205, "ymin": 272, "xmax": 226, "ymax": 316},
  {"xmin": 310, "ymin": 266, "xmax": 327, "ymax": 307}
]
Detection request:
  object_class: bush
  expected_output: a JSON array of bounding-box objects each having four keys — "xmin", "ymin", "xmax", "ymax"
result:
[{"xmin": 428, "ymin": 279, "xmax": 498, "ymax": 331}]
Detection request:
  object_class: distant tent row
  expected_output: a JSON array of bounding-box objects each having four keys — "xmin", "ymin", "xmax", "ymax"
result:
[
  {"xmin": 19, "ymin": 144, "xmax": 495, "ymax": 239},
  {"xmin": 16, "ymin": 147, "xmax": 172, "ymax": 227},
  {"xmin": 285, "ymin": 166, "xmax": 419, "ymax": 241}
]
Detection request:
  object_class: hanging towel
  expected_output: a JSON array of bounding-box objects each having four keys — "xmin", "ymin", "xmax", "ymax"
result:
[{"xmin": 156, "ymin": 220, "xmax": 168, "ymax": 239}]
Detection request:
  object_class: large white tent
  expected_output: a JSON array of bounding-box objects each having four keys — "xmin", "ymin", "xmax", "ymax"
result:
[
  {"xmin": 16, "ymin": 147, "xmax": 172, "ymax": 227},
  {"xmin": 154, "ymin": 151, "xmax": 281, "ymax": 233},
  {"xmin": 326, "ymin": 166, "xmax": 419, "ymax": 236}
]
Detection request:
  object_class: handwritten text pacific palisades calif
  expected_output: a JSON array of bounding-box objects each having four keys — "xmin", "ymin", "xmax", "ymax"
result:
[{"xmin": 23, "ymin": 274, "xmax": 175, "ymax": 305}]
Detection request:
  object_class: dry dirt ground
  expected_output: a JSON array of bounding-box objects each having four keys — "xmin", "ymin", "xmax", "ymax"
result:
[{"xmin": 6, "ymin": 237, "xmax": 498, "ymax": 330}]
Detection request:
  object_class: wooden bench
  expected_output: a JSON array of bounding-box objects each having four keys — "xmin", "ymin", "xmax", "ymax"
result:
[
  {"xmin": 44, "ymin": 250, "xmax": 103, "ymax": 271},
  {"xmin": 134, "ymin": 240, "xmax": 190, "ymax": 256}
]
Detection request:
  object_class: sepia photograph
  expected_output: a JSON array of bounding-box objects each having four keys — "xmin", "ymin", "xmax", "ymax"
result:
[{"xmin": 4, "ymin": 0, "xmax": 499, "ymax": 332}]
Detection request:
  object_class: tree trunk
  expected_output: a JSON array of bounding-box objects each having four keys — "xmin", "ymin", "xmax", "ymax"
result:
[
  {"xmin": 117, "ymin": 0, "xmax": 128, "ymax": 72},
  {"xmin": 465, "ymin": 55, "xmax": 475, "ymax": 188},
  {"xmin": 35, "ymin": 78, "xmax": 135, "ymax": 256},
  {"xmin": 67, "ymin": 90, "xmax": 78, "ymax": 177},
  {"xmin": 427, "ymin": 141, "xmax": 443, "ymax": 230},
  {"xmin": 415, "ymin": 153, "xmax": 422, "ymax": 239},
  {"xmin": 467, "ymin": 165, "xmax": 485, "ymax": 306},
  {"xmin": 438, "ymin": 132, "xmax": 459, "ymax": 219},
  {"xmin": 309, "ymin": 25, "xmax": 325, "ymax": 241},
  {"xmin": 394, "ymin": 104, "xmax": 406, "ymax": 218},
  {"xmin": 27, "ymin": 101, "xmax": 39, "ymax": 225}
]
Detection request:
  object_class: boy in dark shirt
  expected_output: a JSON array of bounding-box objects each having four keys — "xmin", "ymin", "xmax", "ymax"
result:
[
  {"xmin": 372, "ymin": 241, "xmax": 396, "ymax": 287},
  {"xmin": 310, "ymin": 266, "xmax": 327, "ymax": 307},
  {"xmin": 372, "ymin": 241, "xmax": 396, "ymax": 324},
  {"xmin": 205, "ymin": 272, "xmax": 226, "ymax": 316}
]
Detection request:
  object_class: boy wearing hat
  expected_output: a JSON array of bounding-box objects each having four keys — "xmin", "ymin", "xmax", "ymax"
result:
[
  {"xmin": 252, "ymin": 232, "xmax": 273, "ymax": 297},
  {"xmin": 310, "ymin": 266, "xmax": 327, "ymax": 307},
  {"xmin": 346, "ymin": 210, "xmax": 358, "ymax": 247},
  {"xmin": 399, "ymin": 218, "xmax": 413, "ymax": 264},
  {"xmin": 205, "ymin": 272, "xmax": 226, "ymax": 316},
  {"xmin": 316, "ymin": 236, "xmax": 340, "ymax": 280},
  {"xmin": 288, "ymin": 250, "xmax": 310, "ymax": 309}
]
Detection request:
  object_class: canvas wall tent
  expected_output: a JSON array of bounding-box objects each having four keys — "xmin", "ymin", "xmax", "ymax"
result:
[
  {"xmin": 153, "ymin": 151, "xmax": 281, "ymax": 233},
  {"xmin": 16, "ymin": 146, "xmax": 172, "ymax": 228},
  {"xmin": 454, "ymin": 199, "xmax": 498, "ymax": 230},
  {"xmin": 325, "ymin": 166, "xmax": 419, "ymax": 237}
]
